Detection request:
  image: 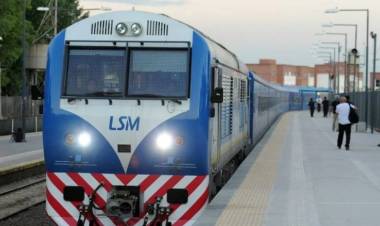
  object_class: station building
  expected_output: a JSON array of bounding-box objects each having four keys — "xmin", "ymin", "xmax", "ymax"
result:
[
  {"xmin": 371, "ymin": 72, "xmax": 380, "ymax": 90},
  {"xmin": 247, "ymin": 59, "xmax": 363, "ymax": 92},
  {"xmin": 246, "ymin": 59, "xmax": 315, "ymax": 87}
]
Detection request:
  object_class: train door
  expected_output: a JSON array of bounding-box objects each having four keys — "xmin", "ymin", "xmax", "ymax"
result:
[{"xmin": 210, "ymin": 66, "xmax": 223, "ymax": 172}]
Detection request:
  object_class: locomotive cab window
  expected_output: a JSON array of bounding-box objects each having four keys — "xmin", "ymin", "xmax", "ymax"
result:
[
  {"xmin": 128, "ymin": 49, "xmax": 190, "ymax": 98},
  {"xmin": 64, "ymin": 48, "xmax": 126, "ymax": 97}
]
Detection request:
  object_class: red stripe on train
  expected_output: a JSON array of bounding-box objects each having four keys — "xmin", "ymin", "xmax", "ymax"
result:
[
  {"xmin": 47, "ymin": 189, "xmax": 77, "ymax": 225},
  {"xmin": 173, "ymin": 188, "xmax": 208, "ymax": 226}
]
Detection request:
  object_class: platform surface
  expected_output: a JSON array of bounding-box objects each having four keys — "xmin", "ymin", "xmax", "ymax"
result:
[
  {"xmin": 0, "ymin": 132, "xmax": 43, "ymax": 170},
  {"xmin": 197, "ymin": 111, "xmax": 380, "ymax": 226}
]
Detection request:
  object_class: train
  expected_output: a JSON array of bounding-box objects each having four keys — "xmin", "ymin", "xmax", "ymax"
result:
[{"xmin": 43, "ymin": 10, "xmax": 314, "ymax": 226}]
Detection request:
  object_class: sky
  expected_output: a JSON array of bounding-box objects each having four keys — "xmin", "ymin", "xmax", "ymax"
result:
[{"xmin": 80, "ymin": 0, "xmax": 380, "ymax": 67}]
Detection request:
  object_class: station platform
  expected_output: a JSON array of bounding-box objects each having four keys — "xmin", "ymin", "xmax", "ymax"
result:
[
  {"xmin": 0, "ymin": 132, "xmax": 43, "ymax": 171},
  {"xmin": 197, "ymin": 111, "xmax": 380, "ymax": 226}
]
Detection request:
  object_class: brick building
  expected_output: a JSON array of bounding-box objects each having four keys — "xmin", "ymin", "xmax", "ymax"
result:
[
  {"xmin": 247, "ymin": 59, "xmax": 315, "ymax": 87},
  {"xmin": 246, "ymin": 59, "xmax": 278, "ymax": 83},
  {"xmin": 370, "ymin": 72, "xmax": 380, "ymax": 90},
  {"xmin": 247, "ymin": 59, "xmax": 362, "ymax": 91}
]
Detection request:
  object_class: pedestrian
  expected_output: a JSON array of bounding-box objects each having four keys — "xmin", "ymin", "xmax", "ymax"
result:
[
  {"xmin": 375, "ymin": 128, "xmax": 380, "ymax": 147},
  {"xmin": 316, "ymin": 96, "xmax": 322, "ymax": 112},
  {"xmin": 335, "ymin": 96, "xmax": 356, "ymax": 150},
  {"xmin": 322, "ymin": 97, "xmax": 329, "ymax": 118},
  {"xmin": 308, "ymin": 98, "xmax": 315, "ymax": 117},
  {"xmin": 331, "ymin": 95, "xmax": 340, "ymax": 131},
  {"xmin": 345, "ymin": 95, "xmax": 354, "ymax": 105}
]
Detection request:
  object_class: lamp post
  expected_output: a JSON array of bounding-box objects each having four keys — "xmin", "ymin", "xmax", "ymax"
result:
[
  {"xmin": 326, "ymin": 7, "xmax": 370, "ymax": 129},
  {"xmin": 315, "ymin": 53, "xmax": 333, "ymax": 89},
  {"xmin": 323, "ymin": 23, "xmax": 358, "ymax": 92},
  {"xmin": 314, "ymin": 33, "xmax": 343, "ymax": 92},
  {"xmin": 317, "ymin": 47, "xmax": 336, "ymax": 90},
  {"xmin": 324, "ymin": 33, "xmax": 348, "ymax": 93},
  {"xmin": 320, "ymin": 46, "xmax": 339, "ymax": 92},
  {"xmin": 316, "ymin": 52, "xmax": 332, "ymax": 60},
  {"xmin": 371, "ymin": 32, "xmax": 377, "ymax": 91},
  {"xmin": 38, "ymin": 0, "xmax": 58, "ymax": 35},
  {"xmin": 37, "ymin": 3, "xmax": 112, "ymax": 35},
  {"xmin": 370, "ymin": 32, "xmax": 377, "ymax": 134},
  {"xmin": 21, "ymin": 0, "xmax": 27, "ymax": 141},
  {"xmin": 317, "ymin": 52, "xmax": 334, "ymax": 89},
  {"xmin": 321, "ymin": 42, "xmax": 341, "ymax": 92}
]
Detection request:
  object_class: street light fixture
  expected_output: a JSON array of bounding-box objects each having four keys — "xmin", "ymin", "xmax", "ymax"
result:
[
  {"xmin": 315, "ymin": 33, "xmax": 344, "ymax": 92},
  {"xmin": 322, "ymin": 23, "xmax": 359, "ymax": 92},
  {"xmin": 36, "ymin": 0, "xmax": 58, "ymax": 35},
  {"xmin": 317, "ymin": 42, "xmax": 339, "ymax": 67},
  {"xmin": 370, "ymin": 31, "xmax": 377, "ymax": 134},
  {"xmin": 20, "ymin": 0, "xmax": 27, "ymax": 141},
  {"xmin": 325, "ymin": 7, "xmax": 370, "ymax": 129},
  {"xmin": 319, "ymin": 46, "xmax": 338, "ymax": 91},
  {"xmin": 36, "ymin": 7, "xmax": 49, "ymax": 11},
  {"xmin": 37, "ymin": 2, "xmax": 112, "ymax": 35},
  {"xmin": 322, "ymin": 23, "xmax": 358, "ymax": 49},
  {"xmin": 325, "ymin": 7, "xmax": 340, "ymax": 14},
  {"xmin": 324, "ymin": 33, "xmax": 348, "ymax": 93},
  {"xmin": 370, "ymin": 32, "xmax": 377, "ymax": 91}
]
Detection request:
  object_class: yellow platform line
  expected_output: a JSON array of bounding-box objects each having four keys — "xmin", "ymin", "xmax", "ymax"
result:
[
  {"xmin": 0, "ymin": 159, "xmax": 44, "ymax": 176},
  {"xmin": 215, "ymin": 113, "xmax": 290, "ymax": 226}
]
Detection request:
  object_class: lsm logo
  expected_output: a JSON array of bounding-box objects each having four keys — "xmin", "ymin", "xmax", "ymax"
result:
[{"xmin": 109, "ymin": 116, "xmax": 140, "ymax": 131}]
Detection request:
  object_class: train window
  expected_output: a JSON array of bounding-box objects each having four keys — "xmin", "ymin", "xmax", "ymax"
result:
[
  {"xmin": 64, "ymin": 48, "xmax": 126, "ymax": 97},
  {"xmin": 127, "ymin": 49, "xmax": 189, "ymax": 98},
  {"xmin": 240, "ymin": 80, "xmax": 246, "ymax": 102}
]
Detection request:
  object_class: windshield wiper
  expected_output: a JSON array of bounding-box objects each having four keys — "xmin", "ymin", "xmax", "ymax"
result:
[
  {"xmin": 67, "ymin": 97, "xmax": 88, "ymax": 104},
  {"xmin": 170, "ymin": 99, "xmax": 182, "ymax": 105}
]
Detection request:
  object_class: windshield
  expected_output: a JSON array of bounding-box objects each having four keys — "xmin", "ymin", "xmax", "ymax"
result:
[
  {"xmin": 128, "ymin": 49, "xmax": 189, "ymax": 98},
  {"xmin": 64, "ymin": 48, "xmax": 126, "ymax": 97}
]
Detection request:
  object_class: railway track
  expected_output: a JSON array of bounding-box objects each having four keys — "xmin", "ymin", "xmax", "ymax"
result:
[{"xmin": 0, "ymin": 175, "xmax": 46, "ymax": 221}]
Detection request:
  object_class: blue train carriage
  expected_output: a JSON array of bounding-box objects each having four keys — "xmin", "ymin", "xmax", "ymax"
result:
[
  {"xmin": 248, "ymin": 73, "xmax": 293, "ymax": 144},
  {"xmin": 43, "ymin": 10, "xmax": 252, "ymax": 226}
]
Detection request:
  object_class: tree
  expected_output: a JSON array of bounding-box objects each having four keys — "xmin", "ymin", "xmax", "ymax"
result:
[
  {"xmin": 27, "ymin": 0, "xmax": 88, "ymax": 43},
  {"xmin": 0, "ymin": 0, "xmax": 86, "ymax": 96},
  {"xmin": 0, "ymin": 0, "xmax": 33, "ymax": 95}
]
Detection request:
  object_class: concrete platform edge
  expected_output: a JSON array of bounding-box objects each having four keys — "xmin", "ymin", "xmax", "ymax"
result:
[{"xmin": 0, "ymin": 160, "xmax": 45, "ymax": 186}]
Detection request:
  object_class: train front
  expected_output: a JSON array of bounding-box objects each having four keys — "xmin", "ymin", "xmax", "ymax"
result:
[{"xmin": 43, "ymin": 11, "xmax": 211, "ymax": 226}]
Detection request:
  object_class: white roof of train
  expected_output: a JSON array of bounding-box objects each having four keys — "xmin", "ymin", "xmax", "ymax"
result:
[{"xmin": 65, "ymin": 10, "xmax": 248, "ymax": 74}]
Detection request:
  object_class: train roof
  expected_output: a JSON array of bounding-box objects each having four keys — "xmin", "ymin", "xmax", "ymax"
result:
[{"xmin": 64, "ymin": 10, "xmax": 248, "ymax": 74}]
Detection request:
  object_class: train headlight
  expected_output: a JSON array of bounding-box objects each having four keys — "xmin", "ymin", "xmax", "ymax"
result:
[
  {"xmin": 115, "ymin": 22, "xmax": 128, "ymax": 35},
  {"xmin": 156, "ymin": 132, "xmax": 174, "ymax": 152},
  {"xmin": 78, "ymin": 132, "xmax": 91, "ymax": 148},
  {"xmin": 131, "ymin": 23, "xmax": 142, "ymax": 36}
]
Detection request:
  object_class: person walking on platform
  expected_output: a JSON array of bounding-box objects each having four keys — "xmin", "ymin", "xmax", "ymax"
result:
[
  {"xmin": 316, "ymin": 96, "xmax": 322, "ymax": 113},
  {"xmin": 331, "ymin": 95, "xmax": 340, "ymax": 131},
  {"xmin": 322, "ymin": 97, "xmax": 329, "ymax": 118},
  {"xmin": 308, "ymin": 98, "xmax": 315, "ymax": 117},
  {"xmin": 336, "ymin": 96, "xmax": 356, "ymax": 150}
]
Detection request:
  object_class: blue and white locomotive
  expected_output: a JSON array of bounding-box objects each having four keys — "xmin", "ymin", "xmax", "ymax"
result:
[{"xmin": 44, "ymin": 11, "xmax": 297, "ymax": 226}]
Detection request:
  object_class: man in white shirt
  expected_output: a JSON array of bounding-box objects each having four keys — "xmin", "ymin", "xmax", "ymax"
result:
[{"xmin": 335, "ymin": 96, "xmax": 356, "ymax": 150}]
